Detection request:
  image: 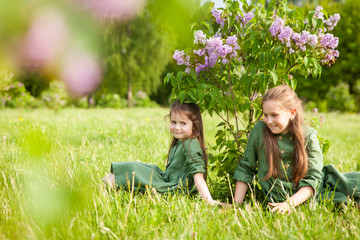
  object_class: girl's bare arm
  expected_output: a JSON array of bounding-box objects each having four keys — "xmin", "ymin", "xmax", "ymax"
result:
[
  {"xmin": 234, "ymin": 181, "xmax": 249, "ymax": 204},
  {"xmin": 268, "ymin": 186, "xmax": 314, "ymax": 214},
  {"xmin": 193, "ymin": 173, "xmax": 218, "ymax": 205}
]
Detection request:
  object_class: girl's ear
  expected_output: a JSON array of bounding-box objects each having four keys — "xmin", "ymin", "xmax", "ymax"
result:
[{"xmin": 290, "ymin": 108, "xmax": 297, "ymax": 119}]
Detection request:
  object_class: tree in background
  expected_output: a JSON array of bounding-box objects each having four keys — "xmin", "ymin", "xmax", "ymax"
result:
[
  {"xmin": 294, "ymin": 0, "xmax": 360, "ymax": 112},
  {"xmin": 99, "ymin": 0, "xmax": 207, "ymax": 107},
  {"xmin": 100, "ymin": 11, "xmax": 170, "ymax": 107}
]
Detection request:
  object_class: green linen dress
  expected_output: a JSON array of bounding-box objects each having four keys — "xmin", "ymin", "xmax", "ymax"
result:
[
  {"xmin": 111, "ymin": 138, "xmax": 206, "ymax": 193},
  {"xmin": 233, "ymin": 121, "xmax": 360, "ymax": 203}
]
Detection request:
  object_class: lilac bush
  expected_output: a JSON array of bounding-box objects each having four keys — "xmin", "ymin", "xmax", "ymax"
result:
[{"xmin": 165, "ymin": 0, "xmax": 339, "ymax": 182}]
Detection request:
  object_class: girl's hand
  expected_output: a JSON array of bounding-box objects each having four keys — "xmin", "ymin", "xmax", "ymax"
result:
[
  {"xmin": 209, "ymin": 200, "xmax": 231, "ymax": 207},
  {"xmin": 268, "ymin": 202, "xmax": 292, "ymax": 215}
]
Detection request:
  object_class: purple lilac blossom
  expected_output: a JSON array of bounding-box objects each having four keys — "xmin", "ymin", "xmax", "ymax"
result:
[
  {"xmin": 193, "ymin": 48, "xmax": 205, "ymax": 56},
  {"xmin": 173, "ymin": 50, "xmax": 186, "ymax": 65},
  {"xmin": 185, "ymin": 55, "xmax": 191, "ymax": 66},
  {"xmin": 221, "ymin": 59, "xmax": 229, "ymax": 65},
  {"xmin": 278, "ymin": 26, "xmax": 293, "ymax": 44},
  {"xmin": 195, "ymin": 64, "xmax": 207, "ymax": 73},
  {"xmin": 308, "ymin": 34, "xmax": 318, "ymax": 47},
  {"xmin": 229, "ymin": 52, "xmax": 237, "ymax": 58},
  {"xmin": 300, "ymin": 31, "xmax": 310, "ymax": 44},
  {"xmin": 314, "ymin": 6, "xmax": 324, "ymax": 20},
  {"xmin": 269, "ymin": 17, "xmax": 284, "ymax": 37},
  {"xmin": 243, "ymin": 12, "xmax": 254, "ymax": 24},
  {"xmin": 194, "ymin": 30, "xmax": 206, "ymax": 44},
  {"xmin": 320, "ymin": 33, "xmax": 338, "ymax": 49},
  {"xmin": 205, "ymin": 37, "xmax": 223, "ymax": 52},
  {"xmin": 218, "ymin": 45, "xmax": 233, "ymax": 58},
  {"xmin": 212, "ymin": 9, "xmax": 224, "ymax": 27},
  {"xmin": 226, "ymin": 35, "xmax": 237, "ymax": 45},
  {"xmin": 214, "ymin": 31, "xmax": 222, "ymax": 38},
  {"xmin": 62, "ymin": 51, "xmax": 102, "ymax": 97},
  {"xmin": 322, "ymin": 49, "xmax": 339, "ymax": 65},
  {"xmin": 325, "ymin": 13, "xmax": 340, "ymax": 31},
  {"xmin": 226, "ymin": 35, "xmax": 240, "ymax": 50}
]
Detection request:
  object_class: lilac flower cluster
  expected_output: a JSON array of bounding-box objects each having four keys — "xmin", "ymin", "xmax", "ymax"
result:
[
  {"xmin": 173, "ymin": 30, "xmax": 240, "ymax": 74},
  {"xmin": 324, "ymin": 13, "xmax": 340, "ymax": 31},
  {"xmin": 269, "ymin": 6, "xmax": 340, "ymax": 66},
  {"xmin": 235, "ymin": 12, "xmax": 255, "ymax": 26},
  {"xmin": 314, "ymin": 6, "xmax": 324, "ymax": 20},
  {"xmin": 212, "ymin": 9, "xmax": 254, "ymax": 28},
  {"xmin": 212, "ymin": 9, "xmax": 224, "ymax": 28}
]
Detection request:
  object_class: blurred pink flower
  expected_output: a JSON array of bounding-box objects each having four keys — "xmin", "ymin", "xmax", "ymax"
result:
[
  {"xmin": 21, "ymin": 8, "xmax": 69, "ymax": 67},
  {"xmin": 61, "ymin": 51, "xmax": 102, "ymax": 97},
  {"xmin": 78, "ymin": 0, "xmax": 145, "ymax": 20}
]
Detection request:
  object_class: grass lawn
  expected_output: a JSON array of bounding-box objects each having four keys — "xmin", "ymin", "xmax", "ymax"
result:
[{"xmin": 0, "ymin": 108, "xmax": 359, "ymax": 239}]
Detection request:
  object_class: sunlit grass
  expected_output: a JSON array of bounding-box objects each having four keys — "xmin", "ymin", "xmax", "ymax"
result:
[{"xmin": 0, "ymin": 108, "xmax": 359, "ymax": 239}]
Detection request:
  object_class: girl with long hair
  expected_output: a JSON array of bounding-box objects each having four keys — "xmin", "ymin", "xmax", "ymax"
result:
[
  {"xmin": 103, "ymin": 100, "xmax": 219, "ymax": 205},
  {"xmin": 233, "ymin": 85, "xmax": 360, "ymax": 213}
]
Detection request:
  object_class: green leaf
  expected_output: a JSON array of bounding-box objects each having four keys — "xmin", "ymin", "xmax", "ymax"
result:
[
  {"xmin": 273, "ymin": 46, "xmax": 282, "ymax": 55},
  {"xmin": 164, "ymin": 72, "xmax": 173, "ymax": 85},
  {"xmin": 228, "ymin": 15, "xmax": 235, "ymax": 27},
  {"xmin": 217, "ymin": 122, "xmax": 227, "ymax": 127},
  {"xmin": 234, "ymin": 22, "xmax": 242, "ymax": 34},
  {"xmin": 171, "ymin": 75, "xmax": 177, "ymax": 87},
  {"xmin": 269, "ymin": 70, "xmax": 278, "ymax": 85},
  {"xmin": 314, "ymin": 19, "xmax": 323, "ymax": 31},
  {"xmin": 290, "ymin": 77, "xmax": 297, "ymax": 90},
  {"xmin": 188, "ymin": 89, "xmax": 196, "ymax": 101},
  {"xmin": 304, "ymin": 56, "xmax": 309, "ymax": 67},
  {"xmin": 179, "ymin": 91, "xmax": 186, "ymax": 103},
  {"xmin": 200, "ymin": 20, "xmax": 211, "ymax": 31},
  {"xmin": 258, "ymin": 72, "xmax": 266, "ymax": 93},
  {"xmin": 288, "ymin": 7, "xmax": 304, "ymax": 21},
  {"xmin": 190, "ymin": 69, "xmax": 197, "ymax": 80},
  {"xmin": 176, "ymin": 71, "xmax": 184, "ymax": 82}
]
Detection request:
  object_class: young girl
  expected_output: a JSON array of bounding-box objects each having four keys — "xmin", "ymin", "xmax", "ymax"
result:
[
  {"xmin": 233, "ymin": 85, "xmax": 360, "ymax": 214},
  {"xmin": 103, "ymin": 100, "xmax": 219, "ymax": 205}
]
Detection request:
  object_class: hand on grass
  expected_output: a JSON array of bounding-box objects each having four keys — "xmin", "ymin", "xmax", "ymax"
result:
[
  {"xmin": 209, "ymin": 200, "xmax": 231, "ymax": 207},
  {"xmin": 268, "ymin": 202, "xmax": 292, "ymax": 215}
]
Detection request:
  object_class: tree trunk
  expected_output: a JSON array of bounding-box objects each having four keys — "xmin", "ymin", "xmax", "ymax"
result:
[{"xmin": 127, "ymin": 77, "xmax": 133, "ymax": 108}]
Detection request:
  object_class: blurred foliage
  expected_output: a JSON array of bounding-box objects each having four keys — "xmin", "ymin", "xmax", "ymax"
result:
[
  {"xmin": 0, "ymin": 70, "xmax": 41, "ymax": 108},
  {"xmin": 16, "ymin": 70, "xmax": 51, "ymax": 97},
  {"xmin": 325, "ymin": 82, "xmax": 357, "ymax": 112},
  {"xmin": 98, "ymin": 9, "xmax": 171, "ymax": 106},
  {"xmin": 295, "ymin": 0, "xmax": 360, "ymax": 112},
  {"xmin": 97, "ymin": 0, "xmax": 208, "ymax": 107},
  {"xmin": 96, "ymin": 93, "xmax": 127, "ymax": 108}
]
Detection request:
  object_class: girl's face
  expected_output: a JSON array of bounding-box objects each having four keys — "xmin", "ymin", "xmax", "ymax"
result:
[
  {"xmin": 262, "ymin": 100, "xmax": 296, "ymax": 135},
  {"xmin": 170, "ymin": 111, "xmax": 193, "ymax": 141}
]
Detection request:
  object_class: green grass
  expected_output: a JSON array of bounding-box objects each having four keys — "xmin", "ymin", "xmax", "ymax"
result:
[{"xmin": 0, "ymin": 108, "xmax": 359, "ymax": 239}]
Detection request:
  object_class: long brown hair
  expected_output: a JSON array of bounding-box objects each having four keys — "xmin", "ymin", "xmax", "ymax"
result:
[
  {"xmin": 167, "ymin": 100, "xmax": 208, "ymax": 180},
  {"xmin": 261, "ymin": 85, "xmax": 308, "ymax": 185}
]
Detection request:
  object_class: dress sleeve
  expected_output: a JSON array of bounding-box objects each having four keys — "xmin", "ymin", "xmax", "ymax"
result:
[
  {"xmin": 233, "ymin": 122, "xmax": 261, "ymax": 183},
  {"xmin": 183, "ymin": 139, "xmax": 206, "ymax": 176},
  {"xmin": 298, "ymin": 128, "xmax": 324, "ymax": 191}
]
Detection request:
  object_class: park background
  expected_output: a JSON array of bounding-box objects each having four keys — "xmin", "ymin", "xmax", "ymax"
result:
[{"xmin": 1, "ymin": 0, "xmax": 360, "ymax": 239}]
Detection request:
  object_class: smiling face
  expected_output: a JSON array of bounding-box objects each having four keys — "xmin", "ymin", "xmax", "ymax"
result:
[
  {"xmin": 263, "ymin": 100, "xmax": 296, "ymax": 135},
  {"xmin": 169, "ymin": 111, "xmax": 193, "ymax": 141}
]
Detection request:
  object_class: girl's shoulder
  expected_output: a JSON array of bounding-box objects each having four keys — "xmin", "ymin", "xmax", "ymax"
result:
[
  {"xmin": 252, "ymin": 121, "xmax": 266, "ymax": 133},
  {"xmin": 182, "ymin": 138, "xmax": 202, "ymax": 151},
  {"xmin": 302, "ymin": 125, "xmax": 318, "ymax": 140},
  {"xmin": 303, "ymin": 125, "xmax": 318, "ymax": 143},
  {"xmin": 182, "ymin": 138, "xmax": 200, "ymax": 146}
]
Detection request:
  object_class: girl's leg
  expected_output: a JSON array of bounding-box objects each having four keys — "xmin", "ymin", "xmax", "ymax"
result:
[{"xmin": 102, "ymin": 173, "xmax": 116, "ymax": 189}]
